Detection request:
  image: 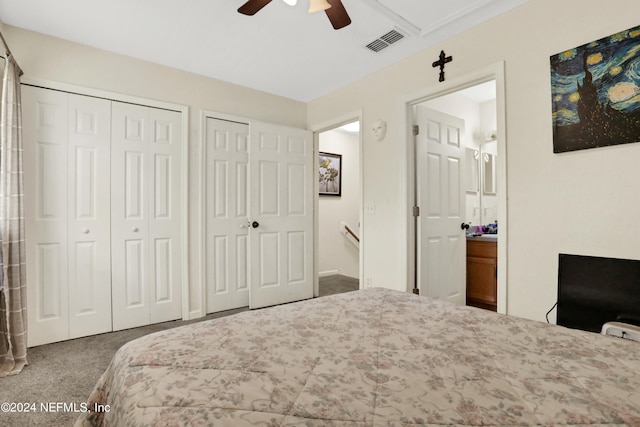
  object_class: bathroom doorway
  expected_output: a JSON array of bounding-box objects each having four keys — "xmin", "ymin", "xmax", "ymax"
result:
[{"xmin": 405, "ymin": 64, "xmax": 507, "ymax": 313}]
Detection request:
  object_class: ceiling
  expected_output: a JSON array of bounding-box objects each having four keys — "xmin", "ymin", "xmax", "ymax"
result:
[{"xmin": 0, "ymin": 0, "xmax": 527, "ymax": 102}]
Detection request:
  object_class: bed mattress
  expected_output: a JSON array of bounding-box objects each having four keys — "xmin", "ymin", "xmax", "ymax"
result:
[{"xmin": 76, "ymin": 288, "xmax": 640, "ymax": 426}]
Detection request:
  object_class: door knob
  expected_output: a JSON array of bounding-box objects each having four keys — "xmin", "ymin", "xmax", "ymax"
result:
[
  {"xmin": 132, "ymin": 227, "xmax": 139, "ymax": 232},
  {"xmin": 460, "ymin": 223, "xmax": 470, "ymax": 230},
  {"xmin": 251, "ymin": 221, "xmax": 260, "ymax": 229},
  {"xmin": 82, "ymin": 228, "xmax": 90, "ymax": 234}
]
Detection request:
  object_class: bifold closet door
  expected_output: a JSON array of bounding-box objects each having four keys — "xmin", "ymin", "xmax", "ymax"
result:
[
  {"xmin": 67, "ymin": 94, "xmax": 112, "ymax": 339},
  {"xmin": 23, "ymin": 87, "xmax": 112, "ymax": 346},
  {"xmin": 111, "ymin": 102, "xmax": 182, "ymax": 331}
]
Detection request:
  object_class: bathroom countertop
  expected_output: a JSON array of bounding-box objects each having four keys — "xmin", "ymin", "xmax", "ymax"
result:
[{"xmin": 466, "ymin": 234, "xmax": 498, "ymax": 242}]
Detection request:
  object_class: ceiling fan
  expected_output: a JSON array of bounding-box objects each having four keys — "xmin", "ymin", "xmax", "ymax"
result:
[{"xmin": 238, "ymin": 0, "xmax": 352, "ymax": 30}]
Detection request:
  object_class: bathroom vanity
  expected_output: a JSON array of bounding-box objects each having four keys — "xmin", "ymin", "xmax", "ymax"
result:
[{"xmin": 466, "ymin": 235, "xmax": 497, "ymax": 311}]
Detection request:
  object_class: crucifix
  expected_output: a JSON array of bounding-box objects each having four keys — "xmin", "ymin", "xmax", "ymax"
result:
[{"xmin": 432, "ymin": 50, "xmax": 452, "ymax": 82}]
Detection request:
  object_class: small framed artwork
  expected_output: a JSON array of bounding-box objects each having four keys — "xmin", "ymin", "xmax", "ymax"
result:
[{"xmin": 319, "ymin": 152, "xmax": 342, "ymax": 196}]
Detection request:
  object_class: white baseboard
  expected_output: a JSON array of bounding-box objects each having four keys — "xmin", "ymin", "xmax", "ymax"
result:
[{"xmin": 319, "ymin": 269, "xmax": 341, "ymax": 277}]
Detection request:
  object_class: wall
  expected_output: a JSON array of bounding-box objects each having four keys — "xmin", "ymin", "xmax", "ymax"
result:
[
  {"xmin": 318, "ymin": 129, "xmax": 360, "ymax": 279},
  {"xmin": 307, "ymin": 0, "xmax": 640, "ymax": 322},
  {"xmin": 3, "ymin": 24, "xmax": 307, "ymax": 318}
]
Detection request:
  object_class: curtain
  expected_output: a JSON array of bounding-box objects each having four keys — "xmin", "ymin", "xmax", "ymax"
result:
[{"xmin": 0, "ymin": 51, "xmax": 27, "ymax": 377}]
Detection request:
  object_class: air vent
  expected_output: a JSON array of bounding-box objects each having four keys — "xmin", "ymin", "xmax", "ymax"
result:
[{"xmin": 365, "ymin": 29, "xmax": 406, "ymax": 53}]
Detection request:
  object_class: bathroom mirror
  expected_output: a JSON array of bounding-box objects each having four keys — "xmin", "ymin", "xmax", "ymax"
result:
[
  {"xmin": 483, "ymin": 152, "xmax": 496, "ymax": 195},
  {"xmin": 465, "ymin": 148, "xmax": 479, "ymax": 193}
]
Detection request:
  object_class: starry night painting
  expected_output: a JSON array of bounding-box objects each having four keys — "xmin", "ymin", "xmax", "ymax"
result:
[{"xmin": 551, "ymin": 25, "xmax": 640, "ymax": 153}]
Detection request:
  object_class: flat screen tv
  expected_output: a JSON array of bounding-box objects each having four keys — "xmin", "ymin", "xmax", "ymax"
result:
[{"xmin": 557, "ymin": 253, "xmax": 640, "ymax": 333}]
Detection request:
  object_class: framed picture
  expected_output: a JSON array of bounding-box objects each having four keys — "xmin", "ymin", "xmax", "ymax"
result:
[
  {"xmin": 319, "ymin": 152, "xmax": 342, "ymax": 196},
  {"xmin": 550, "ymin": 24, "xmax": 640, "ymax": 153}
]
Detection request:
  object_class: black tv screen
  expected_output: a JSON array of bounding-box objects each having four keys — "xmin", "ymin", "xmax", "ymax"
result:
[{"xmin": 557, "ymin": 253, "xmax": 640, "ymax": 332}]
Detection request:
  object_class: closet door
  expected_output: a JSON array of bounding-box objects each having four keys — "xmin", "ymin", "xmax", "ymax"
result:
[
  {"xmin": 203, "ymin": 117, "xmax": 313, "ymax": 312},
  {"xmin": 23, "ymin": 86, "xmax": 70, "ymax": 346},
  {"xmin": 248, "ymin": 122, "xmax": 314, "ymax": 309},
  {"xmin": 148, "ymin": 107, "xmax": 182, "ymax": 324},
  {"xmin": 204, "ymin": 117, "xmax": 250, "ymax": 313},
  {"xmin": 111, "ymin": 102, "xmax": 181, "ymax": 330},
  {"xmin": 67, "ymin": 94, "xmax": 112, "ymax": 338},
  {"xmin": 24, "ymin": 87, "xmax": 112, "ymax": 346}
]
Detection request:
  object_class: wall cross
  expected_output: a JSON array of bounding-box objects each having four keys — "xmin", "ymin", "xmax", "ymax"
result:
[{"xmin": 432, "ymin": 50, "xmax": 453, "ymax": 82}]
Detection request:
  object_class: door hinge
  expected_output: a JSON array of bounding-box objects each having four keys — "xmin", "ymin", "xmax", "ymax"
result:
[
  {"xmin": 412, "ymin": 206, "xmax": 420, "ymax": 217},
  {"xmin": 412, "ymin": 125, "xmax": 419, "ymax": 136}
]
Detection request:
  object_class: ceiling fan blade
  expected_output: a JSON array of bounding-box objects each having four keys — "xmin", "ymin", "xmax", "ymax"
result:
[
  {"xmin": 325, "ymin": 0, "xmax": 351, "ymax": 29},
  {"xmin": 238, "ymin": 0, "xmax": 273, "ymax": 15}
]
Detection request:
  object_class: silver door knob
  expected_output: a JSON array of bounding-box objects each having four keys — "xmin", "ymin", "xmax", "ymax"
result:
[
  {"xmin": 132, "ymin": 227, "xmax": 139, "ymax": 232},
  {"xmin": 82, "ymin": 228, "xmax": 90, "ymax": 234}
]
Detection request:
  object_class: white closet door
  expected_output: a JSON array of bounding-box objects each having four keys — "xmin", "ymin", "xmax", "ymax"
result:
[
  {"xmin": 249, "ymin": 121, "xmax": 314, "ymax": 309},
  {"xmin": 23, "ymin": 86, "xmax": 70, "ymax": 346},
  {"xmin": 111, "ymin": 102, "xmax": 181, "ymax": 330},
  {"xmin": 204, "ymin": 117, "xmax": 250, "ymax": 313},
  {"xmin": 67, "ymin": 94, "xmax": 112, "ymax": 338},
  {"xmin": 148, "ymin": 107, "xmax": 182, "ymax": 324}
]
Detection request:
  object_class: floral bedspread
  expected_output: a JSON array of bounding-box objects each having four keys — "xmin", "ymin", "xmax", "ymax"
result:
[{"xmin": 76, "ymin": 288, "xmax": 640, "ymax": 426}]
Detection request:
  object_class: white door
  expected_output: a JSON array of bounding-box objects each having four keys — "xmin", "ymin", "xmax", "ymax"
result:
[
  {"xmin": 23, "ymin": 87, "xmax": 70, "ymax": 346},
  {"xmin": 23, "ymin": 87, "xmax": 113, "ymax": 346},
  {"xmin": 111, "ymin": 102, "xmax": 182, "ymax": 330},
  {"xmin": 204, "ymin": 117, "xmax": 250, "ymax": 313},
  {"xmin": 248, "ymin": 121, "xmax": 314, "ymax": 309},
  {"xmin": 67, "ymin": 94, "xmax": 112, "ymax": 339},
  {"xmin": 416, "ymin": 106, "xmax": 466, "ymax": 304}
]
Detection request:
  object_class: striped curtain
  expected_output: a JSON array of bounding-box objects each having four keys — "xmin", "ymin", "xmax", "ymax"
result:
[{"xmin": 0, "ymin": 52, "xmax": 27, "ymax": 377}]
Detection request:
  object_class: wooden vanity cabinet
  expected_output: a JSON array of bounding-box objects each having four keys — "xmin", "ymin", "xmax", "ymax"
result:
[{"xmin": 466, "ymin": 239, "xmax": 497, "ymax": 311}]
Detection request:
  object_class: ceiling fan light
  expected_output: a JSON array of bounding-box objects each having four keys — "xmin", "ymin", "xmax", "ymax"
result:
[
  {"xmin": 308, "ymin": 0, "xmax": 331, "ymax": 14},
  {"xmin": 282, "ymin": 0, "xmax": 297, "ymax": 5}
]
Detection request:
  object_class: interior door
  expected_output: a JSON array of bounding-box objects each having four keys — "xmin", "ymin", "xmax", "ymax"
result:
[
  {"xmin": 204, "ymin": 117, "xmax": 250, "ymax": 313},
  {"xmin": 249, "ymin": 121, "xmax": 314, "ymax": 309},
  {"xmin": 111, "ymin": 102, "xmax": 150, "ymax": 330},
  {"xmin": 416, "ymin": 106, "xmax": 466, "ymax": 305},
  {"xmin": 147, "ymin": 107, "xmax": 182, "ymax": 324},
  {"xmin": 111, "ymin": 102, "xmax": 182, "ymax": 330},
  {"xmin": 23, "ymin": 86, "xmax": 70, "ymax": 346},
  {"xmin": 67, "ymin": 93, "xmax": 112, "ymax": 339}
]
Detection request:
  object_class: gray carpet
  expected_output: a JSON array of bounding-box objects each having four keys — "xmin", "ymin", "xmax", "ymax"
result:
[{"xmin": 0, "ymin": 275, "xmax": 358, "ymax": 426}]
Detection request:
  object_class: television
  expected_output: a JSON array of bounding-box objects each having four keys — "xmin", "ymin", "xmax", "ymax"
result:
[{"xmin": 557, "ymin": 253, "xmax": 640, "ymax": 333}]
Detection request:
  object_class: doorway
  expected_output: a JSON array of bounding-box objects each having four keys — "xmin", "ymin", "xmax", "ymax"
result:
[
  {"xmin": 405, "ymin": 64, "xmax": 507, "ymax": 313},
  {"xmin": 314, "ymin": 117, "xmax": 363, "ymax": 296}
]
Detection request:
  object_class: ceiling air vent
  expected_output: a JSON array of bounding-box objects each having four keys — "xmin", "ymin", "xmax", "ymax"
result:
[{"xmin": 365, "ymin": 29, "xmax": 406, "ymax": 53}]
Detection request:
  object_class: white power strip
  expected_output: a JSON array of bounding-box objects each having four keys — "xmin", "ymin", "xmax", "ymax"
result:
[{"xmin": 601, "ymin": 322, "xmax": 640, "ymax": 343}]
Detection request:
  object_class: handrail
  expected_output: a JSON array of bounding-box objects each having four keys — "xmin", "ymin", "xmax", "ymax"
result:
[{"xmin": 344, "ymin": 224, "xmax": 360, "ymax": 243}]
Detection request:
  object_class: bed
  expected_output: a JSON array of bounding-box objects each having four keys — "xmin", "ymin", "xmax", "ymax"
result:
[{"xmin": 76, "ymin": 288, "xmax": 640, "ymax": 426}]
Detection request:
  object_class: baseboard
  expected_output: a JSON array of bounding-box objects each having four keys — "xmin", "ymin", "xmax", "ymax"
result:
[{"xmin": 319, "ymin": 269, "xmax": 341, "ymax": 277}]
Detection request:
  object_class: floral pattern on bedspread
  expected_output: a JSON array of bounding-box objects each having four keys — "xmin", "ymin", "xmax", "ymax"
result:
[{"xmin": 76, "ymin": 288, "xmax": 640, "ymax": 426}]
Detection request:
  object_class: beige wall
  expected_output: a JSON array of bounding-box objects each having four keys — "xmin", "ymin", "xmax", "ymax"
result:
[
  {"xmin": 307, "ymin": 0, "xmax": 640, "ymax": 322},
  {"xmin": 3, "ymin": 24, "xmax": 307, "ymax": 317}
]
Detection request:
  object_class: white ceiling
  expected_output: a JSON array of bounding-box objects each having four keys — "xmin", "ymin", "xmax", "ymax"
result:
[{"xmin": 0, "ymin": 0, "xmax": 527, "ymax": 102}]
